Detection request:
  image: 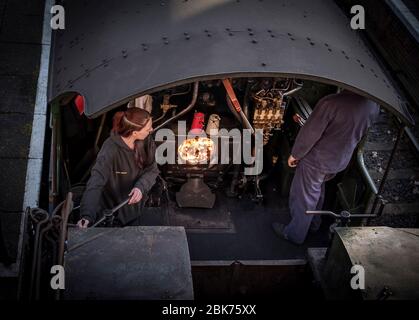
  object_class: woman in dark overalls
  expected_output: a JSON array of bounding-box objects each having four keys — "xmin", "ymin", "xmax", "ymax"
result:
[{"xmin": 77, "ymin": 108, "xmax": 159, "ymax": 228}]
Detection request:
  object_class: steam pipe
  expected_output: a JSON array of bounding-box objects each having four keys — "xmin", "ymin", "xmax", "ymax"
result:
[
  {"xmin": 243, "ymin": 80, "xmax": 251, "ymax": 118},
  {"xmin": 371, "ymin": 124, "xmax": 405, "ymax": 214},
  {"xmin": 153, "ymin": 82, "xmax": 199, "ymax": 132},
  {"xmin": 283, "ymin": 80, "xmax": 303, "ymax": 97},
  {"xmin": 226, "ymin": 94, "xmax": 243, "ymax": 125},
  {"xmin": 357, "ymin": 135, "xmax": 378, "ymax": 195},
  {"xmin": 222, "ymin": 79, "xmax": 255, "ymax": 134},
  {"xmin": 152, "ymin": 112, "xmax": 167, "ymax": 124},
  {"xmin": 283, "ymin": 86, "xmax": 302, "ymax": 97}
]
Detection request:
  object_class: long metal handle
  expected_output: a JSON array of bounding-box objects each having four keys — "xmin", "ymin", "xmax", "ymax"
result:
[
  {"xmin": 91, "ymin": 198, "xmax": 130, "ymax": 228},
  {"xmin": 111, "ymin": 198, "xmax": 130, "ymax": 214},
  {"xmin": 306, "ymin": 211, "xmax": 339, "ymax": 218},
  {"xmin": 306, "ymin": 210, "xmax": 377, "ymax": 219}
]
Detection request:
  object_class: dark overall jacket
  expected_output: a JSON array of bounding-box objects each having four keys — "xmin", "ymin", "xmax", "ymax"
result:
[
  {"xmin": 291, "ymin": 90, "xmax": 380, "ymax": 173},
  {"xmin": 80, "ymin": 132, "xmax": 159, "ymax": 225}
]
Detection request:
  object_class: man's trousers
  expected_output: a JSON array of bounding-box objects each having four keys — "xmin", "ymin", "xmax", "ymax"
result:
[{"xmin": 284, "ymin": 161, "xmax": 335, "ymax": 244}]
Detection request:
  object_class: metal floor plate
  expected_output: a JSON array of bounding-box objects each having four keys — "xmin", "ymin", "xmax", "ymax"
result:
[{"xmin": 64, "ymin": 226, "xmax": 194, "ymax": 300}]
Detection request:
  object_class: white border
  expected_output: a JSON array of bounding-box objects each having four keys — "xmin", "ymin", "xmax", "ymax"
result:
[
  {"xmin": 1, "ymin": 0, "xmax": 54, "ymax": 279},
  {"xmin": 22, "ymin": 0, "xmax": 53, "ymax": 210}
]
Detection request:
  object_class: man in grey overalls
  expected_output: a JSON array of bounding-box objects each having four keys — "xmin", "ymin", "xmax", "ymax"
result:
[{"xmin": 273, "ymin": 90, "xmax": 379, "ymax": 245}]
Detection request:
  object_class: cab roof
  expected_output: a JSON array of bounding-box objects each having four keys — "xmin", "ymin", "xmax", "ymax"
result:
[{"xmin": 48, "ymin": 0, "xmax": 414, "ymax": 125}]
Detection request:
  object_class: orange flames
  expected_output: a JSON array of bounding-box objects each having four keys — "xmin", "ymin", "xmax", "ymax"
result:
[{"xmin": 178, "ymin": 137, "xmax": 214, "ymax": 165}]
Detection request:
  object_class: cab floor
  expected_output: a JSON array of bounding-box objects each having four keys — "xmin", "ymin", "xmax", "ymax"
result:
[{"xmin": 141, "ymin": 180, "xmax": 331, "ymax": 262}]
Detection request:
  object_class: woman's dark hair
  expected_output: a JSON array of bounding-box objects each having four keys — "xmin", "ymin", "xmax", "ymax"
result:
[{"xmin": 112, "ymin": 108, "xmax": 155, "ymax": 169}]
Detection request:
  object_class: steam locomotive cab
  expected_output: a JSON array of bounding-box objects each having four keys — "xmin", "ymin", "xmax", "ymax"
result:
[
  {"xmin": 8, "ymin": 0, "xmax": 417, "ymax": 302},
  {"xmin": 55, "ymin": 77, "xmax": 347, "ymax": 251}
]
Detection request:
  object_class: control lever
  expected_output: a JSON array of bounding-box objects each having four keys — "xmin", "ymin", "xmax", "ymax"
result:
[
  {"xmin": 306, "ymin": 210, "xmax": 377, "ymax": 227},
  {"xmin": 91, "ymin": 198, "xmax": 130, "ymax": 228}
]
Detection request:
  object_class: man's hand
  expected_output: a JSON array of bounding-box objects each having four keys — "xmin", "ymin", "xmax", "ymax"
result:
[
  {"xmin": 128, "ymin": 187, "xmax": 143, "ymax": 205},
  {"xmin": 77, "ymin": 218, "xmax": 90, "ymax": 229},
  {"xmin": 288, "ymin": 155, "xmax": 299, "ymax": 168}
]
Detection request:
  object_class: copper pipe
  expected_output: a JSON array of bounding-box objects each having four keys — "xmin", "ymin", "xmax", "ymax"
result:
[{"xmin": 153, "ymin": 82, "xmax": 199, "ymax": 132}]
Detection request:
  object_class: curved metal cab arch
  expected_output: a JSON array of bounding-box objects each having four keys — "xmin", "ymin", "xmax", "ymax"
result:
[{"xmin": 48, "ymin": 0, "xmax": 413, "ymax": 125}]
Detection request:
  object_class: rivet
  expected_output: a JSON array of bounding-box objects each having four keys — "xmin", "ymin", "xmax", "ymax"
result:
[
  {"xmin": 261, "ymin": 63, "xmax": 266, "ymax": 67},
  {"xmin": 252, "ymin": 39, "xmax": 258, "ymax": 44}
]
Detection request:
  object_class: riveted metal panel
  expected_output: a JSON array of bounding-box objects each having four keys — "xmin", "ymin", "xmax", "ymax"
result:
[
  {"xmin": 322, "ymin": 227, "xmax": 419, "ymax": 300},
  {"xmin": 48, "ymin": 0, "xmax": 414, "ymax": 124},
  {"xmin": 64, "ymin": 226, "xmax": 194, "ymax": 300}
]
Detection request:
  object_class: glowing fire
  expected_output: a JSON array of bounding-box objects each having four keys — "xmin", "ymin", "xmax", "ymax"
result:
[{"xmin": 178, "ymin": 137, "xmax": 214, "ymax": 165}]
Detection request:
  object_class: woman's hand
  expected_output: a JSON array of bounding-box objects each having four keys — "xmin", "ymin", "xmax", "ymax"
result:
[
  {"xmin": 288, "ymin": 155, "xmax": 299, "ymax": 168},
  {"xmin": 77, "ymin": 218, "xmax": 90, "ymax": 229},
  {"xmin": 128, "ymin": 187, "xmax": 143, "ymax": 205}
]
